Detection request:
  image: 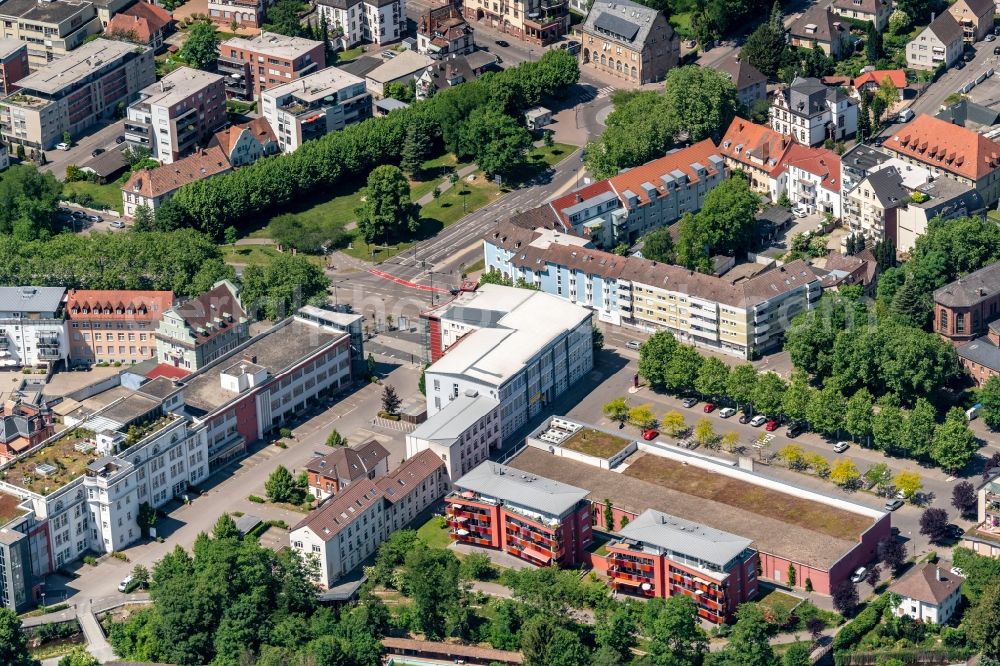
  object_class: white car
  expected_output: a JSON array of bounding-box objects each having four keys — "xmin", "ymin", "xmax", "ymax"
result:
[
  {"xmin": 625, "ymin": 340, "xmax": 641, "ymax": 351},
  {"xmin": 834, "ymin": 441, "xmax": 850, "ymax": 453},
  {"xmin": 55, "ymin": 142, "xmax": 70, "ymax": 151},
  {"xmin": 750, "ymin": 415, "xmax": 767, "ymax": 427},
  {"xmin": 719, "ymin": 407, "xmax": 736, "ymax": 418},
  {"xmin": 110, "ymin": 220, "xmax": 125, "ymax": 229},
  {"xmin": 792, "ymin": 208, "xmax": 808, "ymax": 218},
  {"xmin": 850, "ymin": 567, "xmax": 867, "ymax": 583},
  {"xmin": 117, "ymin": 575, "xmax": 133, "ymax": 592}
]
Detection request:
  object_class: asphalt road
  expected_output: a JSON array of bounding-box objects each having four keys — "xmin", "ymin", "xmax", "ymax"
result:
[{"xmin": 40, "ymin": 120, "xmax": 126, "ymax": 181}]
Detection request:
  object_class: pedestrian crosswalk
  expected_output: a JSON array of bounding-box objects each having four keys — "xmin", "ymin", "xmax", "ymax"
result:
[
  {"xmin": 596, "ymin": 85, "xmax": 615, "ymax": 98},
  {"xmin": 372, "ymin": 416, "xmax": 416, "ymax": 433},
  {"xmin": 577, "ymin": 85, "xmax": 616, "ymax": 103}
]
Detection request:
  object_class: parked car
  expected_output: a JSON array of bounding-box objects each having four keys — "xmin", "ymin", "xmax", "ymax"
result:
[
  {"xmin": 72, "ymin": 210, "xmax": 85, "ymax": 219},
  {"xmin": 703, "ymin": 403, "xmax": 715, "ymax": 413},
  {"xmin": 739, "ymin": 413, "xmax": 752, "ymax": 424},
  {"xmin": 898, "ymin": 108, "xmax": 914, "ymax": 123},
  {"xmin": 792, "ymin": 207, "xmax": 807, "ymax": 218},
  {"xmin": 86, "ymin": 214, "xmax": 101, "ymax": 222},
  {"xmin": 957, "ymin": 60, "xmax": 966, "ymax": 69},
  {"xmin": 850, "ymin": 567, "xmax": 867, "ymax": 583},
  {"xmin": 765, "ymin": 420, "xmax": 778, "ymax": 432},
  {"xmin": 884, "ymin": 498, "xmax": 904, "ymax": 512},
  {"xmin": 118, "ymin": 575, "xmax": 133, "ymax": 592},
  {"xmin": 834, "ymin": 441, "xmax": 850, "ymax": 453},
  {"xmin": 750, "ymin": 415, "xmax": 767, "ymax": 427},
  {"xmin": 988, "ymin": 34, "xmax": 996, "ymax": 42},
  {"xmin": 963, "ymin": 52, "xmax": 974, "ymax": 62},
  {"xmin": 681, "ymin": 397, "xmax": 698, "ymax": 408},
  {"xmin": 786, "ymin": 422, "xmax": 805, "ymax": 438},
  {"xmin": 719, "ymin": 407, "xmax": 736, "ymax": 418},
  {"xmin": 947, "ymin": 524, "xmax": 964, "ymax": 540},
  {"xmin": 115, "ymin": 135, "xmax": 126, "ymax": 145},
  {"xmin": 110, "ymin": 220, "xmax": 125, "ymax": 229},
  {"xmin": 56, "ymin": 142, "xmax": 70, "ymax": 151},
  {"xmin": 381, "ymin": 50, "xmax": 396, "ymax": 59},
  {"xmin": 642, "ymin": 429, "xmax": 659, "ymax": 441},
  {"xmin": 495, "ymin": 39, "xmax": 510, "ymax": 47},
  {"xmin": 91, "ymin": 147, "xmax": 104, "ymax": 157},
  {"xmin": 872, "ymin": 136, "xmax": 886, "ymax": 146},
  {"xmin": 625, "ymin": 340, "xmax": 641, "ymax": 351}
]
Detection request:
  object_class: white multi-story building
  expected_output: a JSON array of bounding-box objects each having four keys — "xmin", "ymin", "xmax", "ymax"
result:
[
  {"xmin": 406, "ymin": 390, "xmax": 500, "ymax": 481},
  {"xmin": 290, "ymin": 449, "xmax": 447, "ymax": 587},
  {"xmin": 422, "ymin": 285, "xmax": 593, "ymax": 441},
  {"xmin": 770, "ymin": 77, "xmax": 858, "ymax": 147},
  {"xmin": 889, "ymin": 563, "xmax": 964, "ymax": 624},
  {"xmin": 0, "ymin": 287, "xmax": 67, "ymax": 368},
  {"xmin": 773, "ymin": 143, "xmax": 843, "ymax": 218},
  {"xmin": 315, "ymin": 0, "xmax": 404, "ymax": 48},
  {"xmin": 261, "ymin": 66, "xmax": 371, "ymax": 153}
]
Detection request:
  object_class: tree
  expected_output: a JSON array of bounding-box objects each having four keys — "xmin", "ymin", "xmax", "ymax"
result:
[
  {"xmin": 845, "ymin": 388, "xmax": 874, "ymax": 444},
  {"xmin": 695, "ymin": 356, "xmax": 730, "ymax": 400},
  {"xmin": 131, "ymin": 564, "xmax": 151, "ymax": 590},
  {"xmin": 967, "ymin": 581, "xmax": 1000, "ymax": 658},
  {"xmin": 642, "ymin": 596, "xmax": 708, "ymax": 666},
  {"xmin": 722, "ymin": 431, "xmax": 740, "ymax": 453},
  {"xmin": 806, "ymin": 452, "xmax": 830, "ymax": 477},
  {"xmin": 741, "ymin": 19, "xmax": 786, "ymax": 77},
  {"xmin": 920, "ymin": 507, "xmax": 950, "ymax": 543},
  {"xmin": 782, "ymin": 641, "xmax": 809, "ymax": 666},
  {"xmin": 727, "ymin": 363, "xmax": 758, "ymax": 410},
  {"xmin": 239, "ymin": 253, "xmax": 329, "ymax": 320},
  {"xmin": 603, "ymin": 397, "xmax": 630, "ymax": 429},
  {"xmin": 807, "ymin": 383, "xmax": 846, "ymax": 437},
  {"xmin": 457, "ymin": 108, "xmax": 532, "ymax": 177},
  {"xmin": 904, "ymin": 398, "xmax": 937, "ymax": 459},
  {"xmin": 402, "ymin": 547, "xmax": 460, "ymax": 640},
  {"xmin": 603, "ymin": 498, "xmax": 614, "ymax": 531},
  {"xmin": 642, "ymin": 227, "xmax": 676, "ymax": 264},
  {"xmin": 223, "ymin": 226, "xmax": 237, "ymax": 246},
  {"xmin": 981, "ymin": 376, "xmax": 1000, "ymax": 431},
  {"xmin": 0, "ymin": 609, "xmax": 36, "ymax": 666},
  {"xmin": 953, "ymin": 480, "xmax": 978, "ymax": 518},
  {"xmin": 400, "ymin": 116, "xmax": 433, "ymax": 177},
  {"xmin": 381, "ymin": 384, "xmax": 401, "ymax": 415},
  {"xmin": 872, "ymin": 397, "xmax": 905, "ymax": 455},
  {"xmin": 889, "ymin": 276, "xmax": 927, "ymax": 328},
  {"xmin": 876, "ymin": 76, "xmax": 901, "ymax": 111},
  {"xmin": 355, "ymin": 165, "xmax": 418, "ymax": 244},
  {"xmin": 878, "ymin": 537, "xmax": 906, "ymax": 573},
  {"xmin": 693, "ymin": 418, "xmax": 716, "ymax": 448},
  {"xmin": 865, "ymin": 21, "xmax": 883, "ymax": 63},
  {"xmin": 830, "ymin": 458, "xmax": 861, "ymax": 488},
  {"xmin": 638, "ymin": 332, "xmax": 678, "ymax": 389},
  {"xmin": 265, "ymin": 465, "xmax": 305, "ymax": 504},
  {"xmin": 787, "ymin": 563, "xmax": 797, "ymax": 587},
  {"xmin": 326, "ymin": 430, "xmax": 347, "ymax": 447},
  {"xmin": 832, "ymin": 580, "xmax": 859, "ymax": 615},
  {"xmin": 584, "ymin": 91, "xmax": 676, "ymax": 179},
  {"xmin": 932, "ymin": 407, "xmax": 979, "ymax": 473},
  {"xmin": 662, "ymin": 410, "xmax": 686, "ymax": 437},
  {"xmin": 628, "ymin": 404, "xmax": 658, "ymax": 430},
  {"xmin": 675, "ymin": 213, "xmax": 711, "ymax": 272},
  {"xmin": 751, "ymin": 372, "xmax": 786, "ymax": 419},
  {"xmin": 719, "ymin": 603, "xmax": 774, "ymax": 666},
  {"xmin": 777, "ymin": 444, "xmax": 806, "ymax": 470},
  {"xmin": 662, "ymin": 65, "xmax": 738, "ymax": 143},
  {"xmin": 263, "ymin": 0, "xmax": 308, "ymax": 36},
  {"xmin": 57, "ymin": 648, "xmax": 99, "ymax": 666},
  {"xmin": 864, "ymin": 463, "xmax": 892, "ymax": 495},
  {"xmin": 663, "ymin": 344, "xmax": 703, "ymax": 395},
  {"xmin": 693, "ymin": 176, "xmax": 760, "ymax": 256},
  {"xmin": 888, "ymin": 8, "xmax": 909, "ymax": 34},
  {"xmin": 594, "ymin": 604, "xmax": 637, "ymax": 664},
  {"xmin": 782, "ymin": 370, "xmax": 814, "ymax": 425},
  {"xmin": 864, "ymin": 565, "xmax": 881, "ymax": 587},
  {"xmin": 384, "ymin": 81, "xmax": 415, "ymax": 103},
  {"xmin": 894, "ymin": 470, "xmax": 922, "ymax": 499},
  {"xmin": 181, "ymin": 22, "xmax": 220, "ymax": 71}
]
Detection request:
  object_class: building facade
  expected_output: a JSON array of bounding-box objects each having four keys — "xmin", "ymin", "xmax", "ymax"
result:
[
  {"xmin": 417, "ymin": 5, "xmax": 473, "ymax": 56},
  {"xmin": 261, "ymin": 66, "xmax": 371, "ymax": 153},
  {"xmin": 0, "ymin": 0, "xmax": 102, "ymax": 68},
  {"xmin": 405, "ymin": 390, "xmax": 500, "ymax": 481},
  {"xmin": 211, "ymin": 117, "xmax": 280, "ymax": 166},
  {"xmin": 0, "ymin": 39, "xmax": 154, "ymax": 151},
  {"xmin": 789, "ymin": 6, "xmax": 851, "ymax": 58},
  {"xmin": 447, "ymin": 461, "xmax": 593, "ymax": 567},
  {"xmin": 947, "ymin": 0, "xmax": 994, "ymax": 43},
  {"xmin": 305, "ymin": 439, "xmax": 389, "ymax": 501},
  {"xmin": 907, "ymin": 12, "xmax": 963, "ymax": 70},
  {"xmin": 65, "ymin": 290, "xmax": 173, "ymax": 366},
  {"xmin": 125, "ymin": 67, "xmax": 227, "ymax": 164},
  {"xmin": 155, "ymin": 281, "xmax": 248, "ymax": 373},
  {"xmin": 121, "ymin": 146, "xmax": 231, "ymax": 218},
  {"xmin": 774, "ymin": 143, "xmax": 842, "ymax": 217},
  {"xmin": 716, "ymin": 56, "xmax": 766, "ymax": 110},
  {"xmin": 209, "ymin": 0, "xmax": 269, "ymax": 29},
  {"xmin": 462, "ymin": 0, "xmax": 568, "ymax": 45},
  {"xmin": 831, "ymin": 0, "xmax": 892, "ymax": 32},
  {"xmin": 316, "ymin": 0, "xmax": 404, "ymax": 49},
  {"xmin": 105, "ymin": 2, "xmax": 173, "ymax": 52},
  {"xmin": 889, "ymin": 563, "xmax": 964, "ymax": 624},
  {"xmin": 217, "ymin": 32, "xmax": 325, "ymax": 100},
  {"xmin": 0, "ymin": 39, "xmax": 29, "ymax": 96},
  {"xmin": 0, "ymin": 399, "xmax": 52, "ymax": 465},
  {"xmin": 577, "ymin": 0, "xmax": 679, "ymax": 85},
  {"xmin": 0, "ymin": 287, "xmax": 66, "ymax": 368},
  {"xmin": 719, "ymin": 117, "xmax": 794, "ymax": 197},
  {"xmin": 770, "ymin": 77, "xmax": 858, "ymax": 147}
]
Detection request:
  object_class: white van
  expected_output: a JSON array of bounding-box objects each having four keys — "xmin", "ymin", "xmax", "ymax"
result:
[{"xmin": 898, "ymin": 108, "xmax": 914, "ymax": 123}]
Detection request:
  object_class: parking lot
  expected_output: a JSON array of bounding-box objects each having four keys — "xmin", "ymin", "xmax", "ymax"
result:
[
  {"xmin": 57, "ymin": 204, "xmax": 127, "ymax": 233},
  {"xmin": 40, "ymin": 120, "xmax": 126, "ymax": 181}
]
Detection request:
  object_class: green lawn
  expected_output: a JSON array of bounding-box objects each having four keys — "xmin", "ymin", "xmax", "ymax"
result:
[
  {"xmin": 420, "ymin": 173, "xmax": 500, "ymax": 228},
  {"xmin": 669, "ymin": 12, "xmax": 694, "ymax": 38},
  {"xmin": 528, "ymin": 142, "xmax": 577, "ymax": 168},
  {"xmin": 416, "ymin": 515, "xmax": 451, "ymax": 550},
  {"xmin": 221, "ymin": 244, "xmax": 325, "ymax": 268},
  {"xmin": 334, "ymin": 46, "xmax": 365, "ymax": 63},
  {"xmin": 63, "ymin": 180, "xmax": 124, "ymax": 214},
  {"xmin": 757, "ymin": 587, "xmax": 802, "ymax": 615}
]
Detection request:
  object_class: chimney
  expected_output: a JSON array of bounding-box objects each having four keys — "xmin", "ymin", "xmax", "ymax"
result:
[{"xmin": 936, "ymin": 567, "xmax": 943, "ymax": 582}]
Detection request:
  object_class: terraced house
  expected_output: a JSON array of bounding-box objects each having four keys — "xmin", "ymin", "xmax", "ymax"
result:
[{"xmin": 484, "ymin": 221, "xmax": 823, "ymax": 358}]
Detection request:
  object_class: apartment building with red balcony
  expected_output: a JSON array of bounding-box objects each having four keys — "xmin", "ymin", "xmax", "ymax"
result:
[
  {"xmin": 600, "ymin": 509, "xmax": 757, "ymax": 624},
  {"xmin": 217, "ymin": 32, "xmax": 325, "ymax": 101},
  {"xmin": 447, "ymin": 461, "xmax": 592, "ymax": 567}
]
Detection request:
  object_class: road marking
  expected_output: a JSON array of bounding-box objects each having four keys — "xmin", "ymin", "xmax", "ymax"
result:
[{"xmin": 595, "ymin": 85, "xmax": 615, "ymax": 98}]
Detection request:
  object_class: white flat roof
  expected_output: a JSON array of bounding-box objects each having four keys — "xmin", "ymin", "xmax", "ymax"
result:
[
  {"xmin": 264, "ymin": 65, "xmax": 364, "ymax": 102},
  {"xmin": 409, "ymin": 392, "xmax": 499, "ymax": 444},
  {"xmin": 223, "ymin": 31, "xmax": 321, "ymax": 60},
  {"xmin": 16, "ymin": 39, "xmax": 144, "ymax": 95},
  {"xmin": 136, "ymin": 67, "xmax": 223, "ymax": 108}
]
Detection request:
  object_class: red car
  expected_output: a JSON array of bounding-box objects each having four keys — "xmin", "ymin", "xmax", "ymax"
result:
[
  {"xmin": 765, "ymin": 420, "xmax": 778, "ymax": 431},
  {"xmin": 642, "ymin": 429, "xmax": 659, "ymax": 441},
  {"xmin": 703, "ymin": 403, "xmax": 715, "ymax": 413}
]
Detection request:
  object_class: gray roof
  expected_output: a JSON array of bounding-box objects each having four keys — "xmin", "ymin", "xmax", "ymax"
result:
[
  {"xmin": 582, "ymin": 0, "xmax": 666, "ymax": 47},
  {"xmin": 842, "ymin": 143, "xmax": 891, "ymax": 174},
  {"xmin": 235, "ymin": 514, "xmax": 261, "ymax": 535},
  {"xmin": 80, "ymin": 145, "xmax": 127, "ymax": 179},
  {"xmin": 0, "ymin": 287, "xmax": 65, "ymax": 313},
  {"xmin": 864, "ymin": 167, "xmax": 910, "ymax": 208},
  {"xmin": 454, "ymin": 461, "xmax": 589, "ymax": 518},
  {"xmin": 366, "ymin": 50, "xmax": 434, "ymax": 84},
  {"xmin": 0, "ymin": 0, "xmax": 94, "ymax": 23},
  {"xmin": 375, "ymin": 97, "xmax": 410, "ymax": 112},
  {"xmin": 617, "ymin": 508, "xmax": 753, "ymax": 570},
  {"xmin": 964, "ymin": 337, "xmax": 1000, "ymax": 372},
  {"xmin": 337, "ymin": 55, "xmax": 383, "ymax": 78},
  {"xmin": 935, "ymin": 99, "xmax": 1000, "ymax": 129},
  {"xmin": 716, "ymin": 56, "xmax": 765, "ymax": 91},
  {"xmin": 911, "ymin": 176, "xmax": 984, "ymax": 214},
  {"xmin": 409, "ymin": 392, "xmax": 498, "ymax": 445},
  {"xmin": 925, "ymin": 11, "xmax": 963, "ymax": 45},
  {"xmin": 790, "ymin": 6, "xmax": 845, "ymax": 44},
  {"xmin": 783, "ymin": 77, "xmax": 851, "ymax": 118},
  {"xmin": 935, "ymin": 261, "xmax": 1000, "ymax": 308}
]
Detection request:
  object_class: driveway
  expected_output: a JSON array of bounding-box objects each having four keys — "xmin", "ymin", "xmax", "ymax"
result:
[{"xmin": 40, "ymin": 122, "xmax": 126, "ymax": 181}]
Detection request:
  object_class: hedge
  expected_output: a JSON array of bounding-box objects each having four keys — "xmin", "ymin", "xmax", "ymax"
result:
[{"xmin": 832, "ymin": 594, "xmax": 891, "ymax": 651}]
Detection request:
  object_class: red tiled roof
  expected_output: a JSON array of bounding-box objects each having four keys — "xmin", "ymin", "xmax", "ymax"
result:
[
  {"xmin": 548, "ymin": 180, "xmax": 616, "ymax": 227},
  {"xmin": 854, "ymin": 69, "xmax": 906, "ymax": 90},
  {"xmin": 212, "ymin": 117, "xmax": 277, "ymax": 156},
  {"xmin": 887, "ymin": 114, "xmax": 1000, "ymax": 181},
  {"xmin": 720, "ymin": 117, "xmax": 793, "ymax": 176},
  {"xmin": 106, "ymin": 3, "xmax": 171, "ymax": 45},
  {"xmin": 123, "ymin": 146, "xmax": 231, "ymax": 199},
  {"xmin": 608, "ymin": 139, "xmax": 724, "ymax": 209},
  {"xmin": 778, "ymin": 143, "xmax": 842, "ymax": 193},
  {"xmin": 146, "ymin": 363, "xmax": 191, "ymax": 380},
  {"xmin": 66, "ymin": 290, "xmax": 174, "ymax": 321},
  {"xmin": 126, "ymin": 1, "xmax": 172, "ymax": 27},
  {"xmin": 376, "ymin": 449, "xmax": 444, "ymax": 503}
]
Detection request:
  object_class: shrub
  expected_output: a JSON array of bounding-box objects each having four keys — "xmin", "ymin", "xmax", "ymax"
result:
[
  {"xmin": 279, "ymin": 427, "xmax": 293, "ymax": 438},
  {"xmin": 83, "ymin": 555, "xmax": 97, "ymax": 566},
  {"xmin": 275, "ymin": 441, "xmax": 287, "ymax": 449},
  {"xmin": 833, "ymin": 594, "xmax": 890, "ymax": 651},
  {"xmin": 111, "ymin": 551, "xmax": 129, "ymax": 562},
  {"xmin": 248, "ymin": 495, "xmax": 265, "ymax": 503}
]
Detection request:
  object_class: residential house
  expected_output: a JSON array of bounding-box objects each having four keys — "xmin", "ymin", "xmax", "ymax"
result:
[
  {"xmin": 315, "ymin": 0, "xmax": 405, "ymax": 49},
  {"xmin": 839, "ymin": 143, "xmax": 891, "ymax": 199},
  {"xmin": 948, "ymin": 0, "xmax": 994, "ymax": 43},
  {"xmin": 0, "ymin": 39, "xmax": 154, "ymax": 151},
  {"xmin": 210, "ymin": 117, "xmax": 280, "ymax": 166},
  {"xmin": 577, "ymin": 0, "xmax": 679, "ymax": 84},
  {"xmin": 305, "ymin": 439, "xmax": 389, "ymax": 501},
  {"xmin": 209, "ymin": 0, "xmax": 269, "ymax": 29},
  {"xmin": 844, "ymin": 165, "xmax": 911, "ymax": 244},
  {"xmin": 0, "ymin": 0, "xmax": 102, "ymax": 68},
  {"xmin": 907, "ymin": 12, "xmax": 963, "ymax": 70},
  {"xmin": 0, "ymin": 287, "xmax": 67, "ymax": 368},
  {"xmin": 65, "ymin": 289, "xmax": 174, "ymax": 366},
  {"xmin": 290, "ymin": 450, "xmax": 448, "ymax": 587},
  {"xmin": 217, "ymin": 33, "xmax": 325, "ymax": 100},
  {"xmin": 422, "ymin": 284, "xmax": 593, "ymax": 440},
  {"xmin": 719, "ymin": 117, "xmax": 794, "ymax": 197},
  {"xmin": 405, "ymin": 390, "xmax": 500, "ymax": 481},
  {"xmin": 716, "ymin": 56, "xmax": 767, "ymax": 110},
  {"xmin": 417, "ymin": 5, "xmax": 474, "ymax": 56},
  {"xmin": 125, "ymin": 67, "xmax": 227, "ymax": 164},
  {"xmin": 789, "ymin": 6, "xmax": 851, "ymax": 58},
  {"xmin": 819, "ymin": 251, "xmax": 879, "ymax": 296},
  {"xmin": 105, "ymin": 2, "xmax": 173, "ymax": 52},
  {"xmin": 0, "ymin": 398, "xmax": 52, "ymax": 465},
  {"xmin": 832, "ymin": 0, "xmax": 892, "ymax": 31},
  {"xmin": 414, "ymin": 51, "xmax": 497, "ymax": 100},
  {"xmin": 154, "ymin": 280, "xmax": 248, "ymax": 373},
  {"xmin": 447, "ymin": 460, "xmax": 593, "ymax": 567},
  {"xmin": 853, "ymin": 69, "xmax": 906, "ymax": 97},
  {"xmin": 261, "ymin": 66, "xmax": 371, "ymax": 153},
  {"xmin": 365, "ymin": 50, "xmax": 434, "ymax": 97},
  {"xmin": 462, "ymin": 0, "xmax": 568, "ymax": 45},
  {"xmin": 885, "ymin": 114, "xmax": 1000, "ymax": 207},
  {"xmin": 889, "ymin": 563, "xmax": 964, "ymax": 624},
  {"xmin": 774, "ymin": 143, "xmax": 842, "ymax": 217},
  {"xmin": 121, "ymin": 146, "xmax": 232, "ymax": 218},
  {"xmin": 0, "ymin": 39, "xmax": 28, "ymax": 96},
  {"xmin": 770, "ymin": 77, "xmax": 858, "ymax": 146},
  {"xmin": 895, "ymin": 176, "xmax": 983, "ymax": 253},
  {"xmin": 602, "ymin": 509, "xmax": 758, "ymax": 623}
]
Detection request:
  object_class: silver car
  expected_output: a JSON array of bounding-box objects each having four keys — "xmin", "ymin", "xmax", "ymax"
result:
[{"xmin": 750, "ymin": 415, "xmax": 767, "ymax": 427}]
